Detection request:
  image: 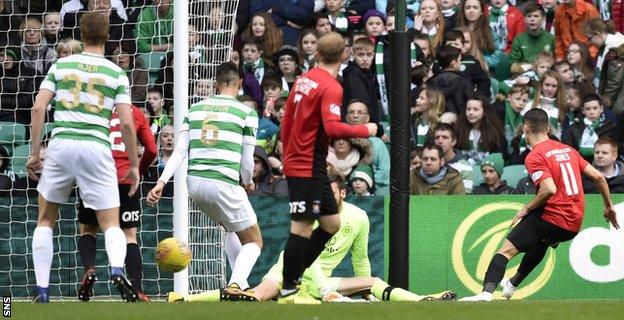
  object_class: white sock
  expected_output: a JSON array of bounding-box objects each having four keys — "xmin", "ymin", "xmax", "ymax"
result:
[
  {"xmin": 32, "ymin": 226, "xmax": 54, "ymax": 288},
  {"xmin": 224, "ymin": 232, "xmax": 242, "ymax": 272},
  {"xmin": 104, "ymin": 227, "xmax": 126, "ymax": 268},
  {"xmin": 228, "ymin": 243, "xmax": 260, "ymax": 288}
]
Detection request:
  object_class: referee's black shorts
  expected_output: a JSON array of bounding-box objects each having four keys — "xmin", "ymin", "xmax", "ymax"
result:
[
  {"xmin": 286, "ymin": 176, "xmax": 338, "ymax": 221},
  {"xmin": 77, "ymin": 184, "xmax": 141, "ymax": 229},
  {"xmin": 507, "ymin": 208, "xmax": 578, "ymax": 252}
]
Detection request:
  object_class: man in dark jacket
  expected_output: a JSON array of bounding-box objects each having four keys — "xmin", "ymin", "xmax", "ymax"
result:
[
  {"xmin": 60, "ymin": 0, "xmax": 132, "ymax": 48},
  {"xmin": 472, "ymin": 153, "xmax": 515, "ymax": 195},
  {"xmin": 427, "ymin": 45, "xmax": 473, "ymax": 115},
  {"xmin": 0, "ymin": 48, "xmax": 36, "ymax": 125},
  {"xmin": 410, "ymin": 145, "xmax": 465, "ymax": 195},
  {"xmin": 249, "ymin": 146, "xmax": 289, "ymax": 197},
  {"xmin": 582, "ymin": 138, "xmax": 624, "ymax": 193}
]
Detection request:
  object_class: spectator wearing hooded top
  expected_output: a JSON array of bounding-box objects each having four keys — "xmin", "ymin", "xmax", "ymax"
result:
[
  {"xmin": 249, "ymin": 146, "xmax": 289, "ymax": 197},
  {"xmin": 428, "ymin": 45, "xmax": 473, "ymax": 116}
]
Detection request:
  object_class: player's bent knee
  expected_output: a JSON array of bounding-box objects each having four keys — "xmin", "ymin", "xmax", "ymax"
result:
[
  {"xmin": 498, "ymin": 240, "xmax": 520, "ymax": 259},
  {"xmin": 79, "ymin": 223, "xmax": 98, "ymax": 237},
  {"xmin": 123, "ymin": 228, "xmax": 138, "ymax": 244}
]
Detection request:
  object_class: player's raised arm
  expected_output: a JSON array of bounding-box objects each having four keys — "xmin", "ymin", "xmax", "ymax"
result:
[
  {"xmin": 240, "ymin": 110, "xmax": 258, "ymax": 191},
  {"xmin": 27, "ymin": 89, "xmax": 55, "ymax": 180},
  {"xmin": 320, "ymin": 86, "xmax": 377, "ymax": 139},
  {"xmin": 582, "ymin": 164, "xmax": 618, "ymax": 229},
  {"xmin": 116, "ymin": 103, "xmax": 139, "ymax": 196}
]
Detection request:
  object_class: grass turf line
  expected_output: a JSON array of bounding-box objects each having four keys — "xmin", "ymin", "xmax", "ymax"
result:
[{"xmin": 13, "ymin": 301, "xmax": 624, "ymax": 320}]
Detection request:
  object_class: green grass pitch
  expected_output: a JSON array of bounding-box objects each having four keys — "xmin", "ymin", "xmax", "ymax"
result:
[{"xmin": 12, "ymin": 301, "xmax": 624, "ymax": 320}]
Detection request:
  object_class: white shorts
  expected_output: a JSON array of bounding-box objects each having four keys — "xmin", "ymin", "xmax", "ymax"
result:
[
  {"xmin": 187, "ymin": 176, "xmax": 257, "ymax": 232},
  {"xmin": 37, "ymin": 139, "xmax": 119, "ymax": 210}
]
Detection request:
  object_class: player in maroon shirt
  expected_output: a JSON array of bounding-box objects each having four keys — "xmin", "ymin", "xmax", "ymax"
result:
[
  {"xmin": 76, "ymin": 105, "xmax": 157, "ymax": 302},
  {"xmin": 278, "ymin": 32, "xmax": 378, "ymax": 303},
  {"xmin": 461, "ymin": 109, "xmax": 619, "ymax": 302}
]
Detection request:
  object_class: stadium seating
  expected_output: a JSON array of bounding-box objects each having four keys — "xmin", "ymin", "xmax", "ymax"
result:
[
  {"xmin": 502, "ymin": 165, "xmax": 528, "ymax": 188},
  {"xmin": 0, "ymin": 122, "xmax": 27, "ymax": 146},
  {"xmin": 139, "ymin": 52, "xmax": 167, "ymax": 84},
  {"xmin": 10, "ymin": 144, "xmax": 30, "ymax": 178},
  {"xmin": 472, "ymin": 165, "xmax": 484, "ymax": 186}
]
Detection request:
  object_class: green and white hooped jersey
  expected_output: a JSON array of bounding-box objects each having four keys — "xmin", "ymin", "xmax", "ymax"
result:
[
  {"xmin": 40, "ymin": 52, "xmax": 131, "ymax": 147},
  {"xmin": 183, "ymin": 95, "xmax": 258, "ymax": 185}
]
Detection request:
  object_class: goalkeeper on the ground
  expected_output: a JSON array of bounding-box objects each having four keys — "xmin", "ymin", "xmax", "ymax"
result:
[{"xmin": 167, "ymin": 173, "xmax": 456, "ymax": 303}]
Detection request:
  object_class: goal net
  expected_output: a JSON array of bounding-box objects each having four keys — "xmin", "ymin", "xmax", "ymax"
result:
[{"xmin": 0, "ymin": 0, "xmax": 238, "ymax": 300}]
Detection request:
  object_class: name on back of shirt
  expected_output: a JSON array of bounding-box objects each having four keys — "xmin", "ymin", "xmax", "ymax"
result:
[
  {"xmin": 201, "ymin": 105, "xmax": 230, "ymax": 113},
  {"xmin": 77, "ymin": 63, "xmax": 98, "ymax": 73}
]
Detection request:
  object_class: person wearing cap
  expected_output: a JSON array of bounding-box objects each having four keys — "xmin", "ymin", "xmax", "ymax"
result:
[
  {"xmin": 472, "ymin": 153, "xmax": 515, "ymax": 195},
  {"xmin": 0, "ymin": 47, "xmax": 37, "ymax": 124},
  {"xmin": 270, "ymin": 47, "xmax": 301, "ymax": 93},
  {"xmin": 350, "ymin": 164, "xmax": 374, "ymax": 196},
  {"xmin": 410, "ymin": 145, "xmax": 465, "ymax": 195}
]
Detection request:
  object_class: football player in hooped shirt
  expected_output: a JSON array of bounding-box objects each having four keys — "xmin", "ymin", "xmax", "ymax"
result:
[
  {"xmin": 278, "ymin": 32, "xmax": 378, "ymax": 304},
  {"xmin": 461, "ymin": 109, "xmax": 619, "ymax": 302}
]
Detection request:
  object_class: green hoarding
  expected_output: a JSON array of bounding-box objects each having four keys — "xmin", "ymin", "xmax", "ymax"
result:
[{"xmin": 404, "ymin": 195, "xmax": 624, "ymax": 300}]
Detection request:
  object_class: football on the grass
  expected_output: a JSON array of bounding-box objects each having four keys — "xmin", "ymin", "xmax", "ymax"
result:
[{"xmin": 155, "ymin": 237, "xmax": 191, "ymax": 272}]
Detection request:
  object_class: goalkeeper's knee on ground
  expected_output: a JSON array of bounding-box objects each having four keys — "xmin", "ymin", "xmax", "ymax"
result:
[{"xmin": 370, "ymin": 279, "xmax": 425, "ymax": 302}]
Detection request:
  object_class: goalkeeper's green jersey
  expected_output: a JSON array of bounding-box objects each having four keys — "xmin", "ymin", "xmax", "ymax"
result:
[{"xmin": 317, "ymin": 202, "xmax": 371, "ymax": 277}]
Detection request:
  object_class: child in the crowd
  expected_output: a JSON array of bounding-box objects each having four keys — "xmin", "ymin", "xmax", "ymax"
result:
[
  {"xmin": 55, "ymin": 38, "xmax": 82, "ymax": 59},
  {"xmin": 427, "ymin": 45, "xmax": 473, "ymax": 115},
  {"xmin": 455, "ymin": 26, "xmax": 488, "ymax": 72},
  {"xmin": 241, "ymin": 12, "xmax": 284, "ymax": 60},
  {"xmin": 533, "ymin": 51, "xmax": 555, "ymax": 77},
  {"xmin": 270, "ymin": 47, "xmax": 301, "ymax": 93},
  {"xmin": 412, "ymin": 32, "xmax": 435, "ymax": 65},
  {"xmin": 566, "ymin": 41, "xmax": 594, "ymax": 82},
  {"xmin": 350, "ymin": 165, "xmax": 375, "ymax": 196},
  {"xmin": 272, "ymin": 97, "xmax": 287, "ymax": 126},
  {"xmin": 497, "ymin": 84, "xmax": 530, "ymax": 150},
  {"xmin": 563, "ymin": 93, "xmax": 622, "ymax": 161},
  {"xmin": 298, "ymin": 29, "xmax": 318, "ymax": 72},
  {"xmin": 363, "ymin": 9, "xmax": 386, "ymax": 41},
  {"xmin": 564, "ymin": 84, "xmax": 583, "ymax": 134},
  {"xmin": 551, "ymin": 60, "xmax": 576, "ymax": 86},
  {"xmin": 342, "ymin": 37, "xmax": 383, "ymax": 137},
  {"xmin": 487, "ymin": 0, "xmax": 526, "ymax": 53},
  {"xmin": 472, "ymin": 152, "xmax": 515, "ymax": 195},
  {"xmin": 457, "ymin": 0, "xmax": 502, "ymax": 70},
  {"xmin": 239, "ymin": 95, "xmax": 278, "ymax": 151},
  {"xmin": 146, "ymin": 87, "xmax": 170, "ymax": 134},
  {"xmin": 324, "ymin": 0, "xmax": 349, "ymax": 32},
  {"xmin": 241, "ymin": 36, "xmax": 272, "ymax": 85},
  {"xmin": 441, "ymin": 0, "xmax": 460, "ymax": 31},
  {"xmin": 43, "ymin": 11, "xmax": 60, "ymax": 48},
  {"xmin": 509, "ymin": 3, "xmax": 554, "ymax": 65},
  {"xmin": 455, "ymin": 93, "xmax": 507, "ymax": 164},
  {"xmin": 444, "ymin": 30, "xmax": 490, "ymax": 98},
  {"xmin": 411, "ymin": 63, "xmax": 432, "ymax": 88},
  {"xmin": 410, "ymin": 87, "xmax": 445, "ymax": 148},
  {"xmin": 522, "ymin": 70, "xmax": 566, "ymax": 139},
  {"xmin": 412, "ymin": 0, "xmax": 445, "ymax": 48},
  {"xmin": 309, "ymin": 12, "xmax": 333, "ymax": 36}
]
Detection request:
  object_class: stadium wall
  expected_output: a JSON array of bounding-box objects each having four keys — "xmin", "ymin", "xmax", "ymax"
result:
[
  {"xmin": 403, "ymin": 195, "xmax": 624, "ymax": 300},
  {"xmin": 2, "ymin": 195, "xmax": 623, "ymax": 299}
]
